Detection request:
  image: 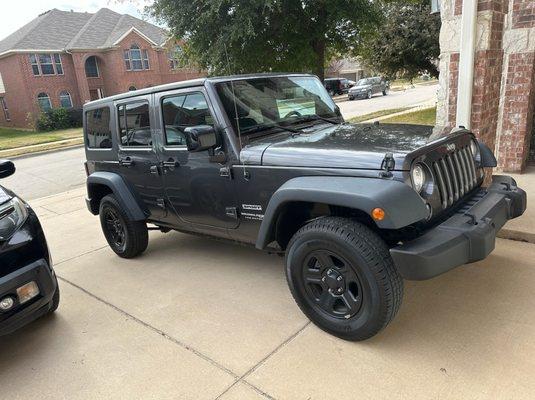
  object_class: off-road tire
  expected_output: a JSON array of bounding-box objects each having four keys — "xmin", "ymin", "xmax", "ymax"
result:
[
  {"xmin": 285, "ymin": 217, "xmax": 403, "ymax": 341},
  {"xmin": 99, "ymin": 194, "xmax": 148, "ymax": 258}
]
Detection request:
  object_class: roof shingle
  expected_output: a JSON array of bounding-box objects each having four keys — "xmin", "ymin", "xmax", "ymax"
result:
[{"xmin": 0, "ymin": 8, "xmax": 169, "ymax": 55}]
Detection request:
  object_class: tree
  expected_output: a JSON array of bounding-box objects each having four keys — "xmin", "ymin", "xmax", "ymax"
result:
[
  {"xmin": 358, "ymin": 0, "xmax": 441, "ymax": 82},
  {"xmin": 149, "ymin": 0, "xmax": 382, "ymax": 80}
]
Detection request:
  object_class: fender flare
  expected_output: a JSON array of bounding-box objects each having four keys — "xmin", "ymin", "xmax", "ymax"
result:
[
  {"xmin": 255, "ymin": 176, "xmax": 428, "ymax": 249},
  {"xmin": 86, "ymin": 171, "xmax": 147, "ymax": 221}
]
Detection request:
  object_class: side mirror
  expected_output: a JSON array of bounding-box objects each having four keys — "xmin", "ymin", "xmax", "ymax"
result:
[
  {"xmin": 184, "ymin": 125, "xmax": 219, "ymax": 152},
  {"xmin": 0, "ymin": 160, "xmax": 15, "ymax": 179}
]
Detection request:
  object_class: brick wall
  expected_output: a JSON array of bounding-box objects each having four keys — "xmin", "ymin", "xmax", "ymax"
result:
[
  {"xmin": 497, "ymin": 52, "xmax": 535, "ymax": 171},
  {"xmin": 0, "ymin": 55, "xmax": 31, "ymax": 128},
  {"xmin": 512, "ymin": 0, "xmax": 535, "ymax": 28}
]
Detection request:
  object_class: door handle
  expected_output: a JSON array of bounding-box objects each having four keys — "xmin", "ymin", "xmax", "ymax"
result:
[
  {"xmin": 162, "ymin": 159, "xmax": 179, "ymax": 170},
  {"xmin": 119, "ymin": 157, "xmax": 134, "ymax": 167}
]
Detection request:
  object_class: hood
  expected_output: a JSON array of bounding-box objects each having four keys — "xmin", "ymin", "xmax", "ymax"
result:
[{"xmin": 240, "ymin": 123, "xmax": 455, "ymax": 170}]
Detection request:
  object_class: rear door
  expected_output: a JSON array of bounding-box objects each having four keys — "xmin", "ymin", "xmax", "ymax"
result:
[{"xmin": 115, "ymin": 96, "xmax": 166, "ymax": 220}]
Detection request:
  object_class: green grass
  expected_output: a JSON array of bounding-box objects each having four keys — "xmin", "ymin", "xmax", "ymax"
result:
[
  {"xmin": 349, "ymin": 107, "xmax": 415, "ymax": 123},
  {"xmin": 0, "ymin": 127, "xmax": 82, "ymax": 150},
  {"xmin": 380, "ymin": 106, "xmax": 437, "ymax": 126}
]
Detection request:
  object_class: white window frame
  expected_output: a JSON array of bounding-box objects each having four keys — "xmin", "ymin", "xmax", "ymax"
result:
[
  {"xmin": 1, "ymin": 97, "xmax": 10, "ymax": 121},
  {"xmin": 37, "ymin": 93, "xmax": 52, "ymax": 111},
  {"xmin": 30, "ymin": 53, "xmax": 64, "ymax": 76},
  {"xmin": 124, "ymin": 44, "xmax": 150, "ymax": 71},
  {"xmin": 59, "ymin": 91, "xmax": 73, "ymax": 108}
]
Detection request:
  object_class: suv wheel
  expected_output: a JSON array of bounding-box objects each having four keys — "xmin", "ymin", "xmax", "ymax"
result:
[
  {"xmin": 285, "ymin": 217, "xmax": 403, "ymax": 341},
  {"xmin": 99, "ymin": 194, "xmax": 148, "ymax": 258},
  {"xmin": 383, "ymin": 88, "xmax": 389, "ymax": 96},
  {"xmin": 367, "ymin": 90, "xmax": 372, "ymax": 99}
]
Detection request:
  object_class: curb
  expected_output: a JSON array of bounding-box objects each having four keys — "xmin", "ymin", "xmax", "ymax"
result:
[
  {"xmin": 497, "ymin": 229, "xmax": 535, "ymax": 245},
  {"xmin": 0, "ymin": 141, "xmax": 84, "ymax": 160},
  {"xmin": 359, "ymin": 103, "xmax": 436, "ymax": 124}
]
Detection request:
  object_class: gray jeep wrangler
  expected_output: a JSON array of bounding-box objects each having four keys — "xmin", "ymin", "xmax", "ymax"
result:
[{"xmin": 83, "ymin": 73, "xmax": 526, "ymax": 341}]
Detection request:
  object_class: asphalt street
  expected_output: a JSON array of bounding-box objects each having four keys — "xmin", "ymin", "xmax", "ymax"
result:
[{"xmin": 3, "ymin": 83, "xmax": 439, "ymax": 201}]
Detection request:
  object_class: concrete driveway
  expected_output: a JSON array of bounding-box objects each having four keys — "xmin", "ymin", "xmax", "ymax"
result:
[{"xmin": 0, "ymin": 187, "xmax": 534, "ymax": 399}]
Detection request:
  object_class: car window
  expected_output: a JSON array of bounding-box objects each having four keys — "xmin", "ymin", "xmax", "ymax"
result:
[
  {"xmin": 161, "ymin": 92, "xmax": 214, "ymax": 146},
  {"xmin": 86, "ymin": 107, "xmax": 112, "ymax": 149},
  {"xmin": 117, "ymin": 102, "xmax": 152, "ymax": 147}
]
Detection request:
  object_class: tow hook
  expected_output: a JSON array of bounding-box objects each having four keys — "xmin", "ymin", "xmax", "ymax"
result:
[{"xmin": 379, "ymin": 153, "xmax": 395, "ymax": 178}]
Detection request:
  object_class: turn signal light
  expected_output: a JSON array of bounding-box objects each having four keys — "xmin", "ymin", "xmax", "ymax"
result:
[
  {"xmin": 17, "ymin": 281, "xmax": 40, "ymax": 304},
  {"xmin": 371, "ymin": 208, "xmax": 385, "ymax": 221}
]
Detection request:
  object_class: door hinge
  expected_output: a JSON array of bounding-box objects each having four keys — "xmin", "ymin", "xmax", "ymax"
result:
[
  {"xmin": 225, "ymin": 207, "xmax": 238, "ymax": 220},
  {"xmin": 156, "ymin": 198, "xmax": 166, "ymax": 209},
  {"xmin": 220, "ymin": 166, "xmax": 232, "ymax": 179}
]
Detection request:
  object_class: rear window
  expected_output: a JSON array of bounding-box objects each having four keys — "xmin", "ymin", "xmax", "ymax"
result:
[{"xmin": 85, "ymin": 107, "xmax": 112, "ymax": 149}]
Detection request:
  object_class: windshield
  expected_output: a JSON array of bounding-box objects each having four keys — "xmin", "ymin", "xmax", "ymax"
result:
[
  {"xmin": 215, "ymin": 76, "xmax": 340, "ymax": 137},
  {"xmin": 357, "ymin": 78, "xmax": 373, "ymax": 86}
]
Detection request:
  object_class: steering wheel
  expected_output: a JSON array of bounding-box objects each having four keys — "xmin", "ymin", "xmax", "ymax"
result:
[{"xmin": 284, "ymin": 110, "xmax": 302, "ymax": 119}]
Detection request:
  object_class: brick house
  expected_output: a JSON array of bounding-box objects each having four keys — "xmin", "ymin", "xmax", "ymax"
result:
[
  {"xmin": 437, "ymin": 0, "xmax": 535, "ymax": 172},
  {"xmin": 0, "ymin": 8, "xmax": 203, "ymax": 129}
]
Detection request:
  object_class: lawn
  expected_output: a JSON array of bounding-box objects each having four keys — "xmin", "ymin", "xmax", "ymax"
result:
[
  {"xmin": 348, "ymin": 107, "xmax": 414, "ymax": 123},
  {"xmin": 0, "ymin": 127, "xmax": 82, "ymax": 150},
  {"xmin": 380, "ymin": 106, "xmax": 436, "ymax": 126}
]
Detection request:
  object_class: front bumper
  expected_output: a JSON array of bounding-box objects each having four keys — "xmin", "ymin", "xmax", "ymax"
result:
[
  {"xmin": 0, "ymin": 259, "xmax": 57, "ymax": 336},
  {"xmin": 390, "ymin": 175, "xmax": 527, "ymax": 280},
  {"xmin": 349, "ymin": 92, "xmax": 368, "ymax": 99}
]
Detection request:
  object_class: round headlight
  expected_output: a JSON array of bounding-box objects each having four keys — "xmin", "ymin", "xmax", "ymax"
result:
[{"xmin": 411, "ymin": 164, "xmax": 426, "ymax": 193}]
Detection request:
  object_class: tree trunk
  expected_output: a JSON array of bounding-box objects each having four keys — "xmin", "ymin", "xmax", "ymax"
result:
[{"xmin": 312, "ymin": 39, "xmax": 326, "ymax": 81}]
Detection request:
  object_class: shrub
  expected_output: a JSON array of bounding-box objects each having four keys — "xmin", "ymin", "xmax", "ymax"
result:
[{"xmin": 36, "ymin": 108, "xmax": 83, "ymax": 131}]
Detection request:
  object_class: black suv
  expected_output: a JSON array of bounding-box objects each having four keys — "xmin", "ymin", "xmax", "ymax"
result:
[
  {"xmin": 0, "ymin": 160, "xmax": 59, "ymax": 336},
  {"xmin": 83, "ymin": 73, "xmax": 526, "ymax": 341},
  {"xmin": 324, "ymin": 77, "xmax": 351, "ymax": 96}
]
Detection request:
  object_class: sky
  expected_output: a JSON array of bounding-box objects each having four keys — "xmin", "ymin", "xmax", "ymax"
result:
[{"xmin": 0, "ymin": 0, "xmax": 157, "ymax": 41}]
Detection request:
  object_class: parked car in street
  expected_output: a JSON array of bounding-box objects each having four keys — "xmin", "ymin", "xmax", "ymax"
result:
[
  {"xmin": 348, "ymin": 77, "xmax": 389, "ymax": 100},
  {"xmin": 83, "ymin": 73, "xmax": 526, "ymax": 341},
  {"xmin": 0, "ymin": 160, "xmax": 59, "ymax": 336},
  {"xmin": 324, "ymin": 77, "xmax": 351, "ymax": 96}
]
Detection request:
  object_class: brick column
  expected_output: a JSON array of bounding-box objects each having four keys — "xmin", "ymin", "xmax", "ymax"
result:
[
  {"xmin": 495, "ymin": 0, "xmax": 535, "ymax": 172},
  {"xmin": 71, "ymin": 52, "xmax": 91, "ymax": 104}
]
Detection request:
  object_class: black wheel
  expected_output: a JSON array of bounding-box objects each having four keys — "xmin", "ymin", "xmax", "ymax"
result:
[
  {"xmin": 285, "ymin": 217, "xmax": 403, "ymax": 341},
  {"xmin": 99, "ymin": 194, "xmax": 148, "ymax": 258},
  {"xmin": 367, "ymin": 90, "xmax": 372, "ymax": 99},
  {"xmin": 383, "ymin": 88, "xmax": 389, "ymax": 96},
  {"xmin": 348, "ymin": 96, "xmax": 354, "ymax": 101},
  {"xmin": 48, "ymin": 282, "xmax": 60, "ymax": 314}
]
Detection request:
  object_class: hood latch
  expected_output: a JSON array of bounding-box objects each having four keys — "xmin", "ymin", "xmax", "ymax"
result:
[{"xmin": 380, "ymin": 153, "xmax": 395, "ymax": 178}]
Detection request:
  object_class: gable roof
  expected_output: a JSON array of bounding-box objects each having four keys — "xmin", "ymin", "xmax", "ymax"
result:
[{"xmin": 0, "ymin": 8, "xmax": 169, "ymax": 56}]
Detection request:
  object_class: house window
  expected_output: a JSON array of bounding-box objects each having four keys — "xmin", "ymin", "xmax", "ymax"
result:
[
  {"xmin": 168, "ymin": 45, "xmax": 183, "ymax": 70},
  {"xmin": 85, "ymin": 56, "xmax": 99, "ymax": 78},
  {"xmin": 59, "ymin": 91, "xmax": 73, "ymax": 108},
  {"xmin": 0, "ymin": 98, "xmax": 10, "ymax": 121},
  {"xmin": 124, "ymin": 44, "xmax": 150, "ymax": 71},
  {"xmin": 37, "ymin": 93, "xmax": 52, "ymax": 111},
  {"xmin": 30, "ymin": 53, "xmax": 64, "ymax": 76}
]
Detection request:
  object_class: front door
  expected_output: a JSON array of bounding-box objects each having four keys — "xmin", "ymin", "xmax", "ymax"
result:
[
  {"xmin": 115, "ymin": 96, "xmax": 165, "ymax": 221},
  {"xmin": 154, "ymin": 88, "xmax": 239, "ymax": 229}
]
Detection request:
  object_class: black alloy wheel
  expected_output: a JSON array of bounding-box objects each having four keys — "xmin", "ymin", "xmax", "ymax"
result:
[
  {"xmin": 301, "ymin": 250, "xmax": 363, "ymax": 319},
  {"xmin": 104, "ymin": 208, "xmax": 127, "ymax": 252}
]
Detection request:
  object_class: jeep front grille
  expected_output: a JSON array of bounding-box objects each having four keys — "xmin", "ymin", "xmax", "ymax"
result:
[{"xmin": 432, "ymin": 146, "xmax": 478, "ymax": 209}]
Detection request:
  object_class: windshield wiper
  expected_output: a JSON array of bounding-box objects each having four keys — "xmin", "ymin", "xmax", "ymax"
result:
[
  {"xmin": 289, "ymin": 114, "xmax": 339, "ymax": 125},
  {"xmin": 240, "ymin": 122, "xmax": 299, "ymax": 135}
]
